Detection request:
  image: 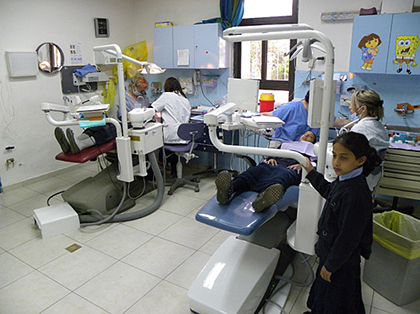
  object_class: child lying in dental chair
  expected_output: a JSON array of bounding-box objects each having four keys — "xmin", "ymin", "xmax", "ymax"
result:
[
  {"xmin": 215, "ymin": 130, "xmax": 316, "ymax": 212},
  {"xmin": 54, "ymin": 74, "xmax": 149, "ymax": 154}
]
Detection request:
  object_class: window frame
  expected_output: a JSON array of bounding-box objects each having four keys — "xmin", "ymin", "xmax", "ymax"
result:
[{"xmin": 233, "ymin": 0, "xmax": 299, "ymax": 100}]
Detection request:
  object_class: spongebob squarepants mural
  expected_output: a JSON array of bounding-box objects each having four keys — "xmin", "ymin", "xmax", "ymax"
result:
[{"xmin": 393, "ymin": 35, "xmax": 419, "ymax": 74}]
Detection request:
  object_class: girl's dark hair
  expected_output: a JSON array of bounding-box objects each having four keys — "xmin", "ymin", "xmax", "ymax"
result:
[
  {"xmin": 164, "ymin": 77, "xmax": 187, "ymax": 98},
  {"xmin": 333, "ymin": 132, "xmax": 382, "ymax": 176}
]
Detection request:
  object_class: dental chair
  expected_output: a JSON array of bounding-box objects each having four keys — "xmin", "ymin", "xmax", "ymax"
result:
[
  {"xmin": 187, "ymin": 23, "xmax": 337, "ymax": 314},
  {"xmin": 41, "ymin": 101, "xmax": 165, "ymax": 226},
  {"xmin": 55, "ymin": 139, "xmax": 116, "ymax": 163},
  {"xmin": 164, "ymin": 122, "xmax": 205, "ymax": 195}
]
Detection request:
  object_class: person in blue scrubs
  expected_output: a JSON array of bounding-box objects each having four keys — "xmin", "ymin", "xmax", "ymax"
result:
[{"xmin": 262, "ymin": 91, "xmax": 315, "ymax": 143}]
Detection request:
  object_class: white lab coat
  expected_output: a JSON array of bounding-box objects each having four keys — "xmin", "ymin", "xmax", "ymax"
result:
[
  {"xmin": 352, "ymin": 116, "xmax": 389, "ymax": 152},
  {"xmin": 152, "ymin": 92, "xmax": 191, "ymax": 144},
  {"xmin": 351, "ymin": 116, "xmax": 389, "ymax": 191}
]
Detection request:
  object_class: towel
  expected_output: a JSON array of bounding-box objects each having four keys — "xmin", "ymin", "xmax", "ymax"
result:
[{"xmin": 74, "ymin": 63, "xmax": 97, "ymax": 77}]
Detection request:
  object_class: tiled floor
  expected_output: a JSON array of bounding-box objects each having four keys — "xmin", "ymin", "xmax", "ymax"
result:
[{"xmin": 0, "ymin": 162, "xmax": 419, "ymax": 314}]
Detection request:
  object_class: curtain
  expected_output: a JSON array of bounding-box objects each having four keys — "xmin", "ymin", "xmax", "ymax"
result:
[{"xmin": 200, "ymin": 0, "xmax": 244, "ymax": 30}]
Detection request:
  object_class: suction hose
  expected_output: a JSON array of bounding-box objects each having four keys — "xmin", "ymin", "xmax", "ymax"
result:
[{"xmin": 79, "ymin": 152, "xmax": 164, "ymax": 225}]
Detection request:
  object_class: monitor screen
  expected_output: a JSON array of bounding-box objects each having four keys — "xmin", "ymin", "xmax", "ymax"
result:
[{"xmin": 227, "ymin": 78, "xmax": 260, "ymax": 112}]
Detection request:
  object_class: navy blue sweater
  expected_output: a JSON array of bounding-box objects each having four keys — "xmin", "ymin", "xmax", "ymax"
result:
[{"xmin": 306, "ymin": 169, "xmax": 373, "ymax": 273}]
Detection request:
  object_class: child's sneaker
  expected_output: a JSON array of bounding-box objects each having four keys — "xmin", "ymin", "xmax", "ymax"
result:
[
  {"xmin": 215, "ymin": 170, "xmax": 233, "ymax": 205},
  {"xmin": 252, "ymin": 184, "xmax": 285, "ymax": 212}
]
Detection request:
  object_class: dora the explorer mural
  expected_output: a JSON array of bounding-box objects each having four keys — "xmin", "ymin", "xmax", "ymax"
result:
[
  {"xmin": 392, "ymin": 35, "xmax": 419, "ymax": 74},
  {"xmin": 358, "ymin": 33, "xmax": 382, "ymax": 71}
]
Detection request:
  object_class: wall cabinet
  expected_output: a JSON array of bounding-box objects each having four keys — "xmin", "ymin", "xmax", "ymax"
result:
[
  {"xmin": 153, "ymin": 23, "xmax": 230, "ymax": 69},
  {"xmin": 349, "ymin": 12, "xmax": 420, "ymax": 75}
]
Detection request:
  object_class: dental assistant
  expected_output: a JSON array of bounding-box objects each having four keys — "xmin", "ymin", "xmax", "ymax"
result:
[
  {"xmin": 334, "ymin": 90, "xmax": 389, "ymax": 190},
  {"xmin": 349, "ymin": 90, "xmax": 388, "ymax": 152},
  {"xmin": 151, "ymin": 77, "xmax": 191, "ymax": 144}
]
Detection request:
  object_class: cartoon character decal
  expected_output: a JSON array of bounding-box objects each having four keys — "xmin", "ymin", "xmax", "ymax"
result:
[
  {"xmin": 358, "ymin": 33, "xmax": 382, "ymax": 71},
  {"xmin": 393, "ymin": 35, "xmax": 419, "ymax": 74}
]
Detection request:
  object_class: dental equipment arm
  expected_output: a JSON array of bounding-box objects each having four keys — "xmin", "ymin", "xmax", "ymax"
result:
[
  {"xmin": 222, "ymin": 25, "xmax": 335, "ymax": 175},
  {"xmin": 41, "ymin": 102, "xmax": 122, "ymax": 137}
]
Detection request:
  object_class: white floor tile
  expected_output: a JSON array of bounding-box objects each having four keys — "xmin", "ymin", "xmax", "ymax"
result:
[
  {"xmin": 125, "ymin": 280, "xmax": 190, "ymax": 314},
  {"xmin": 85, "ymin": 224, "xmax": 152, "ymax": 259},
  {"xmin": 172, "ymin": 177, "xmax": 217, "ymax": 201},
  {"xmin": 25, "ymin": 177, "xmax": 73, "ymax": 195},
  {"xmin": 166, "ymin": 251, "xmax": 211, "ymax": 290},
  {"xmin": 159, "ymin": 217, "xmax": 219, "ymax": 250},
  {"xmin": 0, "ymin": 252, "xmax": 33, "ymax": 289},
  {"xmin": 0, "ymin": 206, "xmax": 26, "ymax": 228},
  {"xmin": 159, "ymin": 193, "xmax": 207, "ymax": 216},
  {"xmin": 9, "ymin": 234, "xmax": 76, "ymax": 269},
  {"xmin": 199, "ymin": 230, "xmax": 236, "ymax": 255},
  {"xmin": 122, "ymin": 237, "xmax": 195, "ymax": 278},
  {"xmin": 63, "ymin": 222, "xmax": 116, "ymax": 244},
  {"xmin": 41, "ymin": 292, "xmax": 108, "ymax": 314},
  {"xmin": 0, "ymin": 187, "xmax": 39, "ymax": 207},
  {"xmin": 123, "ymin": 209, "xmax": 182, "ymax": 235},
  {"xmin": 372, "ymin": 291, "xmax": 420, "ymax": 314},
  {"xmin": 0, "ymin": 271, "xmax": 69, "ymax": 314},
  {"xmin": 39, "ymin": 245, "xmax": 116, "ymax": 290},
  {"xmin": 75, "ymin": 261, "xmax": 160, "ymax": 314},
  {"xmin": 1, "ymin": 171, "xmax": 418, "ymax": 314},
  {"xmin": 0, "ymin": 218, "xmax": 40, "ymax": 250},
  {"xmin": 7, "ymin": 193, "xmax": 62, "ymax": 217}
]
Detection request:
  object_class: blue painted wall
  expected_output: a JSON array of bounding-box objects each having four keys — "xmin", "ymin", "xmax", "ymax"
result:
[{"xmin": 294, "ymin": 70, "xmax": 420, "ymax": 130}]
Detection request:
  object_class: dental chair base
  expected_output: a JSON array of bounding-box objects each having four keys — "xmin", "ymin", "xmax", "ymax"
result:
[
  {"xmin": 188, "ymin": 236, "xmax": 280, "ymax": 314},
  {"xmin": 62, "ymin": 162, "xmax": 155, "ymax": 216},
  {"xmin": 189, "ymin": 187, "xmax": 299, "ymax": 314}
]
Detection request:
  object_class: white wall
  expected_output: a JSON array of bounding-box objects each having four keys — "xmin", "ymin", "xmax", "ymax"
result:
[
  {"xmin": 298, "ymin": 0, "xmax": 382, "ymax": 71},
  {"xmin": 0, "ymin": 0, "xmax": 137, "ymax": 187}
]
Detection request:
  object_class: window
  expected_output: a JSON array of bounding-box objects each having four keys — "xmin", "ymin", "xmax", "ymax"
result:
[{"xmin": 234, "ymin": 0, "xmax": 299, "ymax": 103}]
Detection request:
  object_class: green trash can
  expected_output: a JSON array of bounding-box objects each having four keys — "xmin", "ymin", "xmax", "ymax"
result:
[{"xmin": 363, "ymin": 211, "xmax": 420, "ymax": 305}]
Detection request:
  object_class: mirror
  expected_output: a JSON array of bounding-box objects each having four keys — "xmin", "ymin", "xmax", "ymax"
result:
[{"xmin": 36, "ymin": 42, "xmax": 64, "ymax": 74}]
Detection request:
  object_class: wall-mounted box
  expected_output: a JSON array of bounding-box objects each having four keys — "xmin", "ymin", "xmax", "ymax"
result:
[{"xmin": 5, "ymin": 52, "xmax": 38, "ymax": 77}]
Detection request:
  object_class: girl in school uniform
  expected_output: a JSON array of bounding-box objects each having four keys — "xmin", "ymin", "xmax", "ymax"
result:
[{"xmin": 301, "ymin": 132, "xmax": 382, "ymax": 314}]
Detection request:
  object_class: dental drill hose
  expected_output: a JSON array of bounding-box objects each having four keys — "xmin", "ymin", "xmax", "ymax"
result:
[{"xmin": 79, "ymin": 152, "xmax": 164, "ymax": 224}]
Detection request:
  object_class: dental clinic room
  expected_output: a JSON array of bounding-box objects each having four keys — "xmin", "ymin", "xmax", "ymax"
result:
[{"xmin": 2, "ymin": 0, "xmax": 420, "ymax": 313}]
